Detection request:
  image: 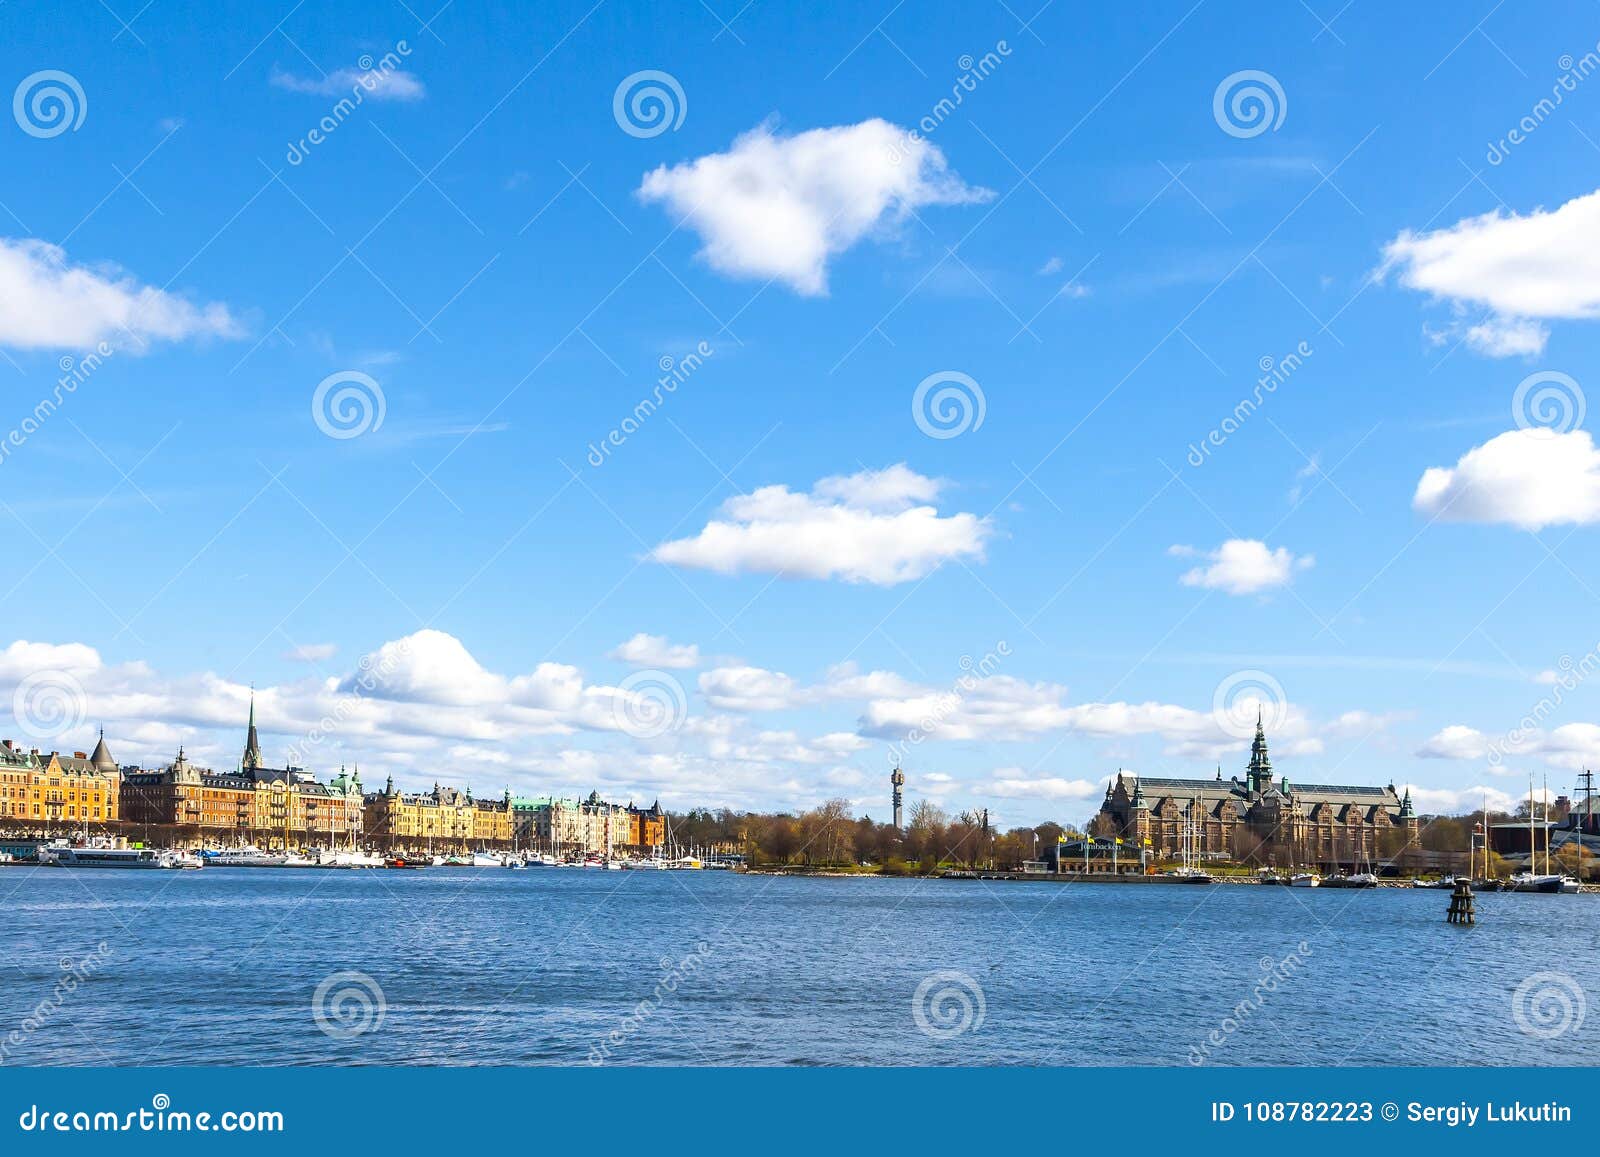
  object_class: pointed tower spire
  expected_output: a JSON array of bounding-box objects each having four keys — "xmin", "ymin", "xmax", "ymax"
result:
[
  {"xmin": 1247, "ymin": 710, "xmax": 1273, "ymax": 795},
  {"xmin": 242, "ymin": 688, "xmax": 263, "ymax": 771},
  {"xmin": 89, "ymin": 728, "xmax": 116, "ymax": 773}
]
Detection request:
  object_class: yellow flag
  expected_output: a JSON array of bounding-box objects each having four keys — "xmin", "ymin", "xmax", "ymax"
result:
[{"xmin": 1115, "ymin": 838, "xmax": 1123, "ymax": 845}]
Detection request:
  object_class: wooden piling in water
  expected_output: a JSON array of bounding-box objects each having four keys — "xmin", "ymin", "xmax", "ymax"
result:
[{"xmin": 1446, "ymin": 878, "xmax": 1475, "ymax": 925}]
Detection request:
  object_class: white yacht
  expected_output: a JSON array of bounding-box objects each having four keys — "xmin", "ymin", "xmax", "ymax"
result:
[
  {"xmin": 471, "ymin": 851, "xmax": 502, "ymax": 868},
  {"xmin": 1289, "ymin": 873, "xmax": 1320, "ymax": 887},
  {"xmin": 49, "ymin": 847, "xmax": 187, "ymax": 870},
  {"xmin": 206, "ymin": 846, "xmax": 289, "ymax": 868}
]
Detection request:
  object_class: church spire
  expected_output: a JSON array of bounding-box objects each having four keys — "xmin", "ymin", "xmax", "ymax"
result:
[
  {"xmin": 242, "ymin": 689, "xmax": 263, "ymax": 771},
  {"xmin": 1247, "ymin": 710, "xmax": 1273, "ymax": 794}
]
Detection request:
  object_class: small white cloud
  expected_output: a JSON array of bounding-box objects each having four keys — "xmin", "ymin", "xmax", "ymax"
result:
[
  {"xmin": 651, "ymin": 465, "xmax": 991, "ymax": 585},
  {"xmin": 987, "ymin": 773, "xmax": 1101, "ymax": 801},
  {"xmin": 1381, "ymin": 186, "xmax": 1600, "ymax": 357},
  {"xmin": 1416, "ymin": 725, "xmax": 1488, "ymax": 759},
  {"xmin": 270, "ymin": 67, "xmax": 426, "ymax": 102},
  {"xmin": 0, "ymin": 238, "xmax": 241, "ymax": 351},
  {"xmin": 1170, "ymin": 539, "xmax": 1312, "ymax": 595},
  {"xmin": 1464, "ymin": 316, "xmax": 1549, "ymax": 358},
  {"xmin": 1414, "ymin": 428, "xmax": 1600, "ymax": 529},
  {"xmin": 637, "ymin": 118, "xmax": 991, "ymax": 295},
  {"xmin": 1037, "ymin": 256, "xmax": 1064, "ymax": 275},
  {"xmin": 609, "ymin": 633, "xmax": 701, "ymax": 669},
  {"xmin": 282, "ymin": 643, "xmax": 337, "ymax": 663}
]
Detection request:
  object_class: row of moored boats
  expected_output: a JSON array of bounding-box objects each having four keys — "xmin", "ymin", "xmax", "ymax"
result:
[{"xmin": 36, "ymin": 842, "xmax": 730, "ymax": 871}]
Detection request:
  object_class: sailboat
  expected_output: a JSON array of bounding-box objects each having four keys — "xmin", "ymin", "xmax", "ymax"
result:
[
  {"xmin": 1168, "ymin": 815, "xmax": 1214, "ymax": 883},
  {"xmin": 1508, "ymin": 777, "xmax": 1570, "ymax": 893}
]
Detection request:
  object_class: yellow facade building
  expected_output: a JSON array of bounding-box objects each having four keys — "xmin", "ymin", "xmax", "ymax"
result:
[{"xmin": 0, "ymin": 735, "xmax": 121, "ymax": 828}]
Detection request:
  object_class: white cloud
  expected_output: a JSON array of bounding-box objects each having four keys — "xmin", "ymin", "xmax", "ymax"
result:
[
  {"xmin": 651, "ymin": 465, "xmax": 991, "ymax": 585},
  {"xmin": 270, "ymin": 67, "xmax": 425, "ymax": 102},
  {"xmin": 0, "ymin": 239, "xmax": 241, "ymax": 351},
  {"xmin": 282, "ymin": 643, "xmax": 337, "ymax": 663},
  {"xmin": 637, "ymin": 118, "xmax": 990, "ymax": 294},
  {"xmin": 1416, "ymin": 725, "xmax": 1488, "ymax": 760},
  {"xmin": 1381, "ymin": 186, "xmax": 1600, "ymax": 357},
  {"xmin": 1170, "ymin": 539, "xmax": 1312, "ymax": 595},
  {"xmin": 698, "ymin": 661, "xmax": 918, "ymax": 713},
  {"xmin": 986, "ymin": 773, "xmax": 1101, "ymax": 800},
  {"xmin": 1464, "ymin": 316, "xmax": 1549, "ymax": 358},
  {"xmin": 1413, "ymin": 428, "xmax": 1600, "ymax": 529},
  {"xmin": 608, "ymin": 633, "xmax": 701, "ymax": 669}
]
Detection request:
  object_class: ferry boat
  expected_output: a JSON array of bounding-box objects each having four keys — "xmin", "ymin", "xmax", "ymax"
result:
[{"xmin": 48, "ymin": 846, "xmax": 187, "ymax": 869}]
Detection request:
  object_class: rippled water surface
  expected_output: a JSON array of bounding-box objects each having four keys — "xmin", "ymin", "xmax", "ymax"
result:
[{"xmin": 2, "ymin": 868, "xmax": 1596, "ymax": 1066}]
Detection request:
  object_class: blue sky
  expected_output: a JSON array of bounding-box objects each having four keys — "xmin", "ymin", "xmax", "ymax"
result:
[{"xmin": 4, "ymin": 0, "xmax": 1600, "ymax": 823}]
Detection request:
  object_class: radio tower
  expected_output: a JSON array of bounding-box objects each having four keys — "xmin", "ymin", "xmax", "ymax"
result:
[{"xmin": 891, "ymin": 766, "xmax": 905, "ymax": 829}]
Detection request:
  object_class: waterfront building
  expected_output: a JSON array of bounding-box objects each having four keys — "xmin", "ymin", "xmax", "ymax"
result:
[
  {"xmin": 119, "ymin": 706, "xmax": 364, "ymax": 847},
  {"xmin": 0, "ymin": 734, "xmax": 121, "ymax": 827},
  {"xmin": 363, "ymin": 778, "xmax": 513, "ymax": 850},
  {"xmin": 1093, "ymin": 716, "xmax": 1420, "ymax": 870},
  {"xmin": 512, "ymin": 792, "xmax": 639, "ymax": 854},
  {"xmin": 628, "ymin": 800, "xmax": 665, "ymax": 850}
]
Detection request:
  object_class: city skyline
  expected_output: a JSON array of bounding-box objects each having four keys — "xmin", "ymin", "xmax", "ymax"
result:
[{"xmin": 8, "ymin": 3, "xmax": 1600, "ymax": 825}]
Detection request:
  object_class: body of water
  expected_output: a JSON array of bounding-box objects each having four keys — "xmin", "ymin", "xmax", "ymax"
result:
[{"xmin": 1, "ymin": 867, "xmax": 1595, "ymax": 1066}]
